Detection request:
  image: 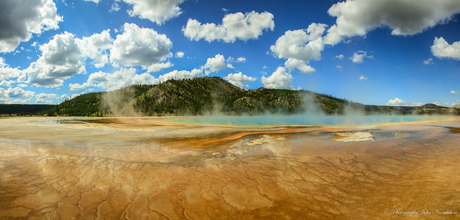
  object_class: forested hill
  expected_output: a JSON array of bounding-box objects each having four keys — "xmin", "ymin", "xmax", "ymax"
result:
[
  {"xmin": 31, "ymin": 77, "xmax": 459, "ymax": 116},
  {"xmin": 35, "ymin": 77, "xmax": 355, "ymax": 116},
  {"xmin": 0, "ymin": 104, "xmax": 54, "ymax": 115}
]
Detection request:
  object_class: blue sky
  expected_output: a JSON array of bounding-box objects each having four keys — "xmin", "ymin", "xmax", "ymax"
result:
[{"xmin": 1, "ymin": 0, "xmax": 460, "ymax": 107}]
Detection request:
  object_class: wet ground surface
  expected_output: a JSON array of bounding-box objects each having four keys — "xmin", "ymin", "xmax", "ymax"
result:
[{"xmin": 0, "ymin": 117, "xmax": 459, "ymax": 219}]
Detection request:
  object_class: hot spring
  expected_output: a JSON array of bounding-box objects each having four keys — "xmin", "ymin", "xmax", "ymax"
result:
[
  {"xmin": 1, "ymin": 116, "xmax": 459, "ymax": 219},
  {"xmin": 160, "ymin": 114, "xmax": 452, "ymax": 127}
]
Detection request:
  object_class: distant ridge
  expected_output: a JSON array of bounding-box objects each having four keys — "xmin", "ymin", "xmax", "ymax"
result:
[
  {"xmin": 4, "ymin": 77, "xmax": 459, "ymax": 116},
  {"xmin": 0, "ymin": 104, "xmax": 54, "ymax": 115}
]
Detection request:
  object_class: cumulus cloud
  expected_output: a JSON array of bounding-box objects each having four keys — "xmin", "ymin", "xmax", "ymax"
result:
[
  {"xmin": 431, "ymin": 37, "xmax": 460, "ymax": 60},
  {"xmin": 110, "ymin": 2, "xmax": 120, "ymax": 12},
  {"xmin": 236, "ymin": 57, "xmax": 246, "ymax": 62},
  {"xmin": 203, "ymin": 54, "xmax": 226, "ymax": 75},
  {"xmin": 0, "ymin": 59, "xmax": 22, "ymax": 81},
  {"xmin": 0, "ymin": 80, "xmax": 15, "ymax": 87},
  {"xmin": 122, "ymin": 0, "xmax": 185, "ymax": 25},
  {"xmin": 270, "ymin": 23, "xmax": 327, "ymax": 63},
  {"xmin": 350, "ymin": 51, "xmax": 373, "ymax": 63},
  {"xmin": 183, "ymin": 11, "xmax": 274, "ymax": 43},
  {"xmin": 35, "ymin": 93, "xmax": 57, "ymax": 100},
  {"xmin": 60, "ymin": 94, "xmax": 68, "ymax": 99},
  {"xmin": 451, "ymin": 90, "xmax": 460, "ymax": 94},
  {"xmin": 25, "ymin": 32, "xmax": 86, "ymax": 87},
  {"xmin": 335, "ymin": 54, "xmax": 344, "ymax": 60},
  {"xmin": 69, "ymin": 82, "xmax": 92, "ymax": 91},
  {"xmin": 175, "ymin": 51, "xmax": 184, "ymax": 58},
  {"xmin": 0, "ymin": 87, "xmax": 35, "ymax": 103},
  {"xmin": 77, "ymin": 29, "xmax": 113, "ymax": 68},
  {"xmin": 284, "ymin": 58, "xmax": 316, "ymax": 74},
  {"xmin": 386, "ymin": 98, "xmax": 422, "ymax": 106},
  {"xmin": 324, "ymin": 0, "xmax": 460, "ymax": 45},
  {"xmin": 0, "ymin": 0, "xmax": 62, "ymax": 53},
  {"xmin": 145, "ymin": 62, "xmax": 174, "ymax": 73},
  {"xmin": 73, "ymin": 68, "xmax": 161, "ymax": 91},
  {"xmin": 158, "ymin": 68, "xmax": 203, "ymax": 83},
  {"xmin": 423, "ymin": 58, "xmax": 434, "ymax": 64},
  {"xmin": 224, "ymin": 72, "xmax": 256, "ymax": 89},
  {"xmin": 261, "ymin": 67, "xmax": 293, "ymax": 89},
  {"xmin": 359, "ymin": 76, "xmax": 368, "ymax": 80},
  {"xmin": 23, "ymin": 30, "xmax": 114, "ymax": 88},
  {"xmin": 227, "ymin": 63, "xmax": 235, "ymax": 69},
  {"xmin": 110, "ymin": 23, "xmax": 172, "ymax": 67}
]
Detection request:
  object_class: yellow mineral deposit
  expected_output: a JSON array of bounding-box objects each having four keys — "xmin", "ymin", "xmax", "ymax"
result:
[{"xmin": 0, "ymin": 117, "xmax": 459, "ymax": 219}]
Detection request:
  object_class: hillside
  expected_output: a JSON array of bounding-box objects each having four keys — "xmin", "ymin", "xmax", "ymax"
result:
[
  {"xmin": 28, "ymin": 77, "xmax": 460, "ymax": 116},
  {"xmin": 0, "ymin": 104, "xmax": 54, "ymax": 115},
  {"xmin": 35, "ymin": 77, "xmax": 353, "ymax": 116}
]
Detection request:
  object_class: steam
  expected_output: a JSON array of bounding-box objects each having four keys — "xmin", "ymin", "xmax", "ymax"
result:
[
  {"xmin": 98, "ymin": 81, "xmax": 452, "ymax": 126},
  {"xmin": 100, "ymin": 87, "xmax": 141, "ymax": 117},
  {"xmin": 164, "ymin": 91, "xmax": 451, "ymax": 127}
]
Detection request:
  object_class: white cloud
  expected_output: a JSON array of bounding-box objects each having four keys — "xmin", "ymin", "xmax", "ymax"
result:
[
  {"xmin": 335, "ymin": 54, "xmax": 344, "ymax": 60},
  {"xmin": 386, "ymin": 98, "xmax": 422, "ymax": 106},
  {"xmin": 35, "ymin": 93, "xmax": 57, "ymax": 100},
  {"xmin": 224, "ymin": 72, "xmax": 256, "ymax": 89},
  {"xmin": 359, "ymin": 76, "xmax": 368, "ymax": 80},
  {"xmin": 350, "ymin": 51, "xmax": 373, "ymax": 63},
  {"xmin": 433, "ymin": 101, "xmax": 441, "ymax": 106},
  {"xmin": 431, "ymin": 37, "xmax": 460, "ymax": 60},
  {"xmin": 25, "ymin": 32, "xmax": 86, "ymax": 87},
  {"xmin": 121, "ymin": 0, "xmax": 185, "ymax": 25},
  {"xmin": 423, "ymin": 58, "xmax": 434, "ymax": 65},
  {"xmin": 17, "ymin": 84, "xmax": 28, "ymax": 87},
  {"xmin": 227, "ymin": 63, "xmax": 235, "ymax": 69},
  {"xmin": 270, "ymin": 23, "xmax": 327, "ymax": 62},
  {"xmin": 110, "ymin": 2, "xmax": 120, "ymax": 12},
  {"xmin": 452, "ymin": 100, "xmax": 460, "ymax": 107},
  {"xmin": 80, "ymin": 68, "xmax": 160, "ymax": 91},
  {"xmin": 70, "ymin": 94, "xmax": 81, "ymax": 99},
  {"xmin": 236, "ymin": 57, "xmax": 246, "ymax": 62},
  {"xmin": 24, "ymin": 30, "xmax": 113, "ymax": 88},
  {"xmin": 324, "ymin": 0, "xmax": 460, "ymax": 45},
  {"xmin": 203, "ymin": 54, "xmax": 226, "ymax": 75},
  {"xmin": 0, "ymin": 61, "xmax": 22, "ymax": 81},
  {"xmin": 69, "ymin": 82, "xmax": 92, "ymax": 91},
  {"xmin": 451, "ymin": 90, "xmax": 460, "ymax": 94},
  {"xmin": 77, "ymin": 29, "xmax": 113, "ymax": 68},
  {"xmin": 334, "ymin": 65, "xmax": 343, "ymax": 71},
  {"xmin": 263, "ymin": 65, "xmax": 268, "ymax": 69},
  {"xmin": 110, "ymin": 23, "xmax": 172, "ymax": 67},
  {"xmin": 175, "ymin": 51, "xmax": 184, "ymax": 58},
  {"xmin": 158, "ymin": 68, "xmax": 203, "ymax": 83},
  {"xmin": 0, "ymin": 0, "xmax": 62, "ymax": 53},
  {"xmin": 183, "ymin": 11, "xmax": 274, "ymax": 43},
  {"xmin": 261, "ymin": 67, "xmax": 293, "ymax": 89},
  {"xmin": 145, "ymin": 62, "xmax": 174, "ymax": 73},
  {"xmin": 284, "ymin": 58, "xmax": 316, "ymax": 74},
  {"xmin": 83, "ymin": 0, "xmax": 100, "ymax": 3},
  {"xmin": 0, "ymin": 80, "xmax": 15, "ymax": 87},
  {"xmin": 0, "ymin": 87, "xmax": 35, "ymax": 103}
]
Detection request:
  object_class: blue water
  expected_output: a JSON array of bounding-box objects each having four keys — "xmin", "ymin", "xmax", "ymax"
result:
[{"xmin": 162, "ymin": 115, "xmax": 450, "ymax": 127}]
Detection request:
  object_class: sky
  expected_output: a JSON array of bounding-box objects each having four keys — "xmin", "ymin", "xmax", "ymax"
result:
[{"xmin": 1, "ymin": 0, "xmax": 460, "ymax": 107}]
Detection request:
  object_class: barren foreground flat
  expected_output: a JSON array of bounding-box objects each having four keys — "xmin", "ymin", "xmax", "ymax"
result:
[{"xmin": 0, "ymin": 117, "xmax": 459, "ymax": 219}]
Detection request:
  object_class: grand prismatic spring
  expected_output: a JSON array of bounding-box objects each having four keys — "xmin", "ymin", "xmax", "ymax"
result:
[{"xmin": 0, "ymin": 116, "xmax": 459, "ymax": 219}]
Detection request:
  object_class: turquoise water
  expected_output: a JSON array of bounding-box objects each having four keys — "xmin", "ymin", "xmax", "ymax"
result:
[{"xmin": 162, "ymin": 115, "xmax": 450, "ymax": 127}]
